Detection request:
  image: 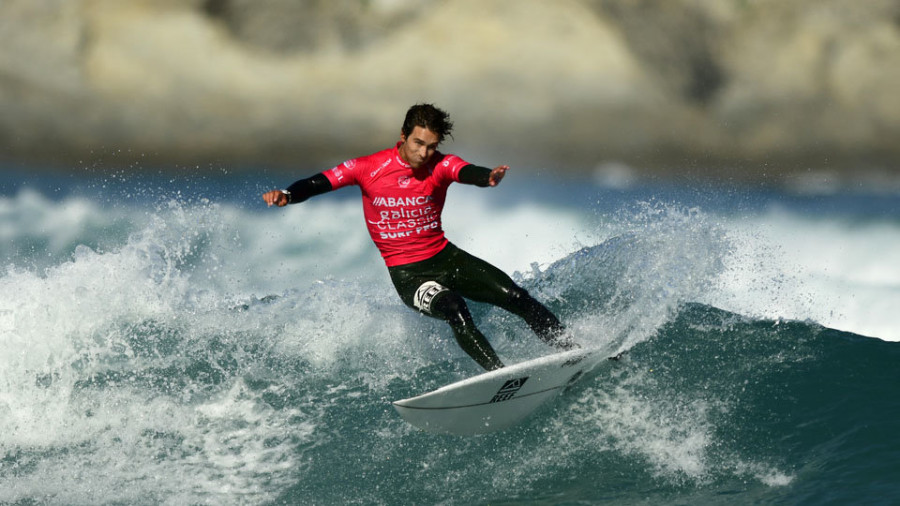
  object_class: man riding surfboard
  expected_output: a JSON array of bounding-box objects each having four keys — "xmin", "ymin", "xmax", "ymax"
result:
[{"xmin": 263, "ymin": 104, "xmax": 574, "ymax": 370}]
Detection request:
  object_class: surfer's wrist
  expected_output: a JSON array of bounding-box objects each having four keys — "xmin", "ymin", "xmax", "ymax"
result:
[
  {"xmin": 458, "ymin": 164, "xmax": 493, "ymax": 187},
  {"xmin": 284, "ymin": 173, "xmax": 334, "ymax": 204}
]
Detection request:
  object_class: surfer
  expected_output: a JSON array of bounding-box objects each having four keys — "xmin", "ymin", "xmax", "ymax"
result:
[{"xmin": 262, "ymin": 103, "xmax": 574, "ymax": 370}]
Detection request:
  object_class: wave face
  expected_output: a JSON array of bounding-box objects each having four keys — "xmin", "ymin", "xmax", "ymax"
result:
[{"xmin": 1, "ymin": 174, "xmax": 898, "ymax": 504}]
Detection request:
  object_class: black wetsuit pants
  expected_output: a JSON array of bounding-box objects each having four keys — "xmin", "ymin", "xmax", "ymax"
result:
[{"xmin": 388, "ymin": 243, "xmax": 570, "ymax": 371}]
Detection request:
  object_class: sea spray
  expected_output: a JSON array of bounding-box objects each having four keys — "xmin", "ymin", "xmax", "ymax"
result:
[
  {"xmin": 0, "ymin": 199, "xmax": 310, "ymax": 504},
  {"xmin": 525, "ymin": 200, "xmax": 732, "ymax": 354},
  {"xmin": 2, "ymin": 177, "xmax": 899, "ymax": 504}
]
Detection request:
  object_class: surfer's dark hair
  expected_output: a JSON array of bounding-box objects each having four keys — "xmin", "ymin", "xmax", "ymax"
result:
[{"xmin": 401, "ymin": 103, "xmax": 454, "ymax": 142}]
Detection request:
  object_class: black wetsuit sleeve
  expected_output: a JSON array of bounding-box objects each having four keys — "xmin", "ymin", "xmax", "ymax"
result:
[
  {"xmin": 284, "ymin": 173, "xmax": 333, "ymax": 204},
  {"xmin": 457, "ymin": 164, "xmax": 493, "ymax": 187}
]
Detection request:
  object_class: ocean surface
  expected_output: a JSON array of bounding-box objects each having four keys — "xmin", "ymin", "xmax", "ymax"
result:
[{"xmin": 1, "ymin": 166, "xmax": 898, "ymax": 505}]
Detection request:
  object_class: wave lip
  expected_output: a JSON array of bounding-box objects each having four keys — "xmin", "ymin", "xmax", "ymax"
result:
[{"xmin": 1, "ymin": 180, "xmax": 898, "ymax": 504}]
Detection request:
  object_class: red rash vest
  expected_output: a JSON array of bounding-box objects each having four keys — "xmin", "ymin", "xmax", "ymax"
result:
[{"xmin": 322, "ymin": 142, "xmax": 470, "ymax": 267}]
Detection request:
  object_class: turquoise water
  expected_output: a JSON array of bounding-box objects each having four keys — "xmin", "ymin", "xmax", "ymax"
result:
[{"xmin": 1, "ymin": 169, "xmax": 898, "ymax": 504}]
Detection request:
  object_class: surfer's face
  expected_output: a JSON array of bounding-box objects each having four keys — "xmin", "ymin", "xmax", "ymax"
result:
[{"xmin": 399, "ymin": 126, "xmax": 440, "ymax": 169}]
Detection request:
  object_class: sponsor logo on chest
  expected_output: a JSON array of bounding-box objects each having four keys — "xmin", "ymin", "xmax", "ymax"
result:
[{"xmin": 372, "ymin": 196, "xmax": 434, "ymax": 207}]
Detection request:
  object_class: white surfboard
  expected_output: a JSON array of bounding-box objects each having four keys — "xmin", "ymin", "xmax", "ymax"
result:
[{"xmin": 392, "ymin": 348, "xmax": 610, "ymax": 435}]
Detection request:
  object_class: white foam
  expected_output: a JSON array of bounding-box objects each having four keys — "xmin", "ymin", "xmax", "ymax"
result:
[
  {"xmin": 0, "ymin": 189, "xmax": 139, "ymax": 271},
  {"xmin": 2, "ymin": 183, "xmax": 897, "ymax": 501},
  {"xmin": 0, "ymin": 381, "xmax": 313, "ymax": 504},
  {"xmin": 442, "ymin": 184, "xmax": 592, "ymax": 274},
  {"xmin": 0, "ymin": 199, "xmax": 319, "ymax": 503},
  {"xmin": 708, "ymin": 208, "xmax": 900, "ymax": 341}
]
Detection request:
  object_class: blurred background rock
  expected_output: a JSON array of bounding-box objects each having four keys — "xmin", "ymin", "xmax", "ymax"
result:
[{"xmin": 2, "ymin": 0, "xmax": 899, "ymax": 187}]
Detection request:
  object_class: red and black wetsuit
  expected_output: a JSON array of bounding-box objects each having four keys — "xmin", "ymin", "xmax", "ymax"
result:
[{"xmin": 283, "ymin": 143, "xmax": 571, "ymax": 370}]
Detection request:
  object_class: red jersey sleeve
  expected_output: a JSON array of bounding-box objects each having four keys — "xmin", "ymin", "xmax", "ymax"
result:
[
  {"xmin": 323, "ymin": 157, "xmax": 363, "ymax": 189},
  {"xmin": 432, "ymin": 153, "xmax": 470, "ymax": 186}
]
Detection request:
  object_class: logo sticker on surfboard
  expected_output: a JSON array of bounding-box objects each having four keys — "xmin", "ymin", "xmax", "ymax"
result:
[{"xmin": 490, "ymin": 377, "xmax": 529, "ymax": 403}]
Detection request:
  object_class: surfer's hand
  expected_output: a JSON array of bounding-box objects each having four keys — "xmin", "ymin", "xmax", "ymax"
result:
[
  {"xmin": 262, "ymin": 190, "xmax": 290, "ymax": 207},
  {"xmin": 488, "ymin": 165, "xmax": 509, "ymax": 187}
]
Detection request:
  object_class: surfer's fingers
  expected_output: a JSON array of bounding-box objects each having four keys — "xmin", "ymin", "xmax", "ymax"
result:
[
  {"xmin": 489, "ymin": 166, "xmax": 509, "ymax": 186},
  {"xmin": 262, "ymin": 190, "xmax": 283, "ymax": 207}
]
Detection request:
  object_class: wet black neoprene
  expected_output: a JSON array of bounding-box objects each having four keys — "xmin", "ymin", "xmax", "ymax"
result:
[{"xmin": 388, "ymin": 243, "xmax": 571, "ymax": 370}]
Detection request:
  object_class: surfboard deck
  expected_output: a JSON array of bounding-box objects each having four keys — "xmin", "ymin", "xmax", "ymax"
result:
[{"xmin": 392, "ymin": 348, "xmax": 610, "ymax": 435}]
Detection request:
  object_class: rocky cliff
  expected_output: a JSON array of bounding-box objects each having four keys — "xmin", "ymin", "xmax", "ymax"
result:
[{"xmin": 2, "ymin": 0, "xmax": 899, "ymax": 184}]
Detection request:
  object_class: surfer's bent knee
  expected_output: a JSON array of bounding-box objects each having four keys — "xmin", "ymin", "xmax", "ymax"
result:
[{"xmin": 413, "ymin": 280, "xmax": 450, "ymax": 316}]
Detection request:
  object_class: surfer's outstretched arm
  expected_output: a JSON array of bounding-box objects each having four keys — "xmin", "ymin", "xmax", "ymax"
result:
[
  {"xmin": 458, "ymin": 165, "xmax": 509, "ymax": 187},
  {"xmin": 262, "ymin": 173, "xmax": 333, "ymax": 207}
]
